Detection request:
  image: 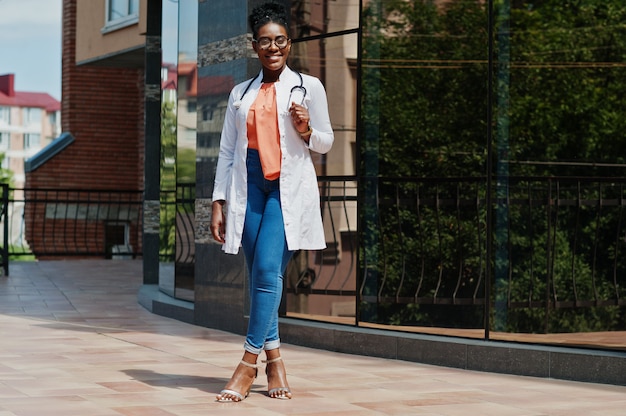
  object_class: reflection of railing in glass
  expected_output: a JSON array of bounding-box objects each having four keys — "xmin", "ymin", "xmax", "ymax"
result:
[
  {"xmin": 282, "ymin": 176, "xmax": 625, "ymax": 338},
  {"xmin": 158, "ymin": 184, "xmax": 195, "ymax": 264},
  {"xmin": 159, "ymin": 189, "xmax": 176, "ymax": 262},
  {"xmin": 285, "ymin": 177, "xmax": 358, "ymax": 320},
  {"xmin": 360, "ymin": 177, "xmax": 626, "ymax": 336},
  {"xmin": 174, "ymin": 183, "xmax": 195, "ymax": 299},
  {"xmin": 175, "ymin": 183, "xmax": 195, "ymax": 266}
]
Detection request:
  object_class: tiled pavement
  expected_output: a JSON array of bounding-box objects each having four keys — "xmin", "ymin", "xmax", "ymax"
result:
[{"xmin": 0, "ymin": 260, "xmax": 625, "ymax": 416}]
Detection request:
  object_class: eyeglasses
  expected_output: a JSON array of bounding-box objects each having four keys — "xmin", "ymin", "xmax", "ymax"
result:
[{"xmin": 253, "ymin": 36, "xmax": 290, "ymax": 50}]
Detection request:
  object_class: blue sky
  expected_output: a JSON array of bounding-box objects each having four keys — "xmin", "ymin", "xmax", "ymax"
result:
[{"xmin": 0, "ymin": 0, "xmax": 62, "ymax": 100}]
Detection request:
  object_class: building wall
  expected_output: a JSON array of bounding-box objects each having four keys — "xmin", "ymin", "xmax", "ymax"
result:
[
  {"xmin": 53, "ymin": 0, "xmax": 144, "ymax": 190},
  {"xmin": 0, "ymin": 75, "xmax": 61, "ymax": 189},
  {"xmin": 75, "ymin": 0, "xmax": 147, "ymax": 65},
  {"xmin": 24, "ymin": 0, "xmax": 145, "ymax": 257}
]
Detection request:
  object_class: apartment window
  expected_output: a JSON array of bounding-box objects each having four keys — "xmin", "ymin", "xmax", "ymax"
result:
[
  {"xmin": 24, "ymin": 133, "xmax": 41, "ymax": 150},
  {"xmin": 202, "ymin": 106, "xmax": 214, "ymax": 122},
  {"xmin": 23, "ymin": 108, "xmax": 42, "ymax": 125},
  {"xmin": 104, "ymin": 0, "xmax": 139, "ymax": 32},
  {"xmin": 0, "ymin": 107, "xmax": 10, "ymax": 124},
  {"xmin": 0, "ymin": 132, "xmax": 9, "ymax": 150}
]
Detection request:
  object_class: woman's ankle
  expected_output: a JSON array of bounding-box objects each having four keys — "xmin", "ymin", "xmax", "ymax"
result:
[
  {"xmin": 242, "ymin": 351, "xmax": 259, "ymax": 366},
  {"xmin": 264, "ymin": 348, "xmax": 281, "ymax": 362}
]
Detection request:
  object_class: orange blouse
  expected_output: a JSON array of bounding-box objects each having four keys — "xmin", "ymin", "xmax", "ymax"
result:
[{"xmin": 247, "ymin": 82, "xmax": 281, "ymax": 180}]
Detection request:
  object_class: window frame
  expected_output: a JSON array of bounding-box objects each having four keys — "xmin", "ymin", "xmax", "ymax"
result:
[
  {"xmin": 23, "ymin": 107, "xmax": 42, "ymax": 126},
  {"xmin": 24, "ymin": 133, "xmax": 41, "ymax": 150},
  {"xmin": 0, "ymin": 107, "xmax": 10, "ymax": 125},
  {"xmin": 0, "ymin": 131, "xmax": 9, "ymax": 151},
  {"xmin": 103, "ymin": 0, "xmax": 139, "ymax": 33}
]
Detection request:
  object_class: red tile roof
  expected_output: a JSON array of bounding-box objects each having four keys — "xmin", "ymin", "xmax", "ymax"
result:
[
  {"xmin": 178, "ymin": 62, "xmax": 198, "ymax": 97},
  {"xmin": 161, "ymin": 62, "xmax": 199, "ymax": 97},
  {"xmin": 162, "ymin": 63, "xmax": 177, "ymax": 91},
  {"xmin": 0, "ymin": 91, "xmax": 60, "ymax": 112},
  {"xmin": 198, "ymin": 75, "xmax": 234, "ymax": 96},
  {"xmin": 0, "ymin": 74, "xmax": 60, "ymax": 112}
]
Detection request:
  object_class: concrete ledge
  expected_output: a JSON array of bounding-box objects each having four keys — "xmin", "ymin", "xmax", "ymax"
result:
[
  {"xmin": 137, "ymin": 287, "xmax": 626, "ymax": 386},
  {"xmin": 279, "ymin": 318, "xmax": 626, "ymax": 386},
  {"xmin": 138, "ymin": 284, "xmax": 195, "ymax": 325}
]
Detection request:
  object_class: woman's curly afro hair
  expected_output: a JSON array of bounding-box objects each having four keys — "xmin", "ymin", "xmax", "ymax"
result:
[{"xmin": 249, "ymin": 2, "xmax": 290, "ymax": 38}]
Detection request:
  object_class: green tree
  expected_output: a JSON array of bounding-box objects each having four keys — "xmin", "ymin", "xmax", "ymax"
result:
[
  {"xmin": 509, "ymin": 0, "xmax": 626, "ymax": 177},
  {"xmin": 0, "ymin": 152, "xmax": 14, "ymax": 185},
  {"xmin": 160, "ymin": 100, "xmax": 177, "ymax": 261}
]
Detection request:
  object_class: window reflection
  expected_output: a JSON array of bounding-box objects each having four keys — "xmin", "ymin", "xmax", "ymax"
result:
[
  {"xmin": 108, "ymin": 0, "xmax": 139, "ymax": 22},
  {"xmin": 284, "ymin": 1, "xmax": 359, "ymax": 322},
  {"xmin": 158, "ymin": 0, "xmax": 179, "ymax": 297},
  {"xmin": 174, "ymin": 0, "xmax": 198, "ymax": 302},
  {"xmin": 185, "ymin": 0, "xmax": 624, "ymax": 351},
  {"xmin": 291, "ymin": 0, "xmax": 359, "ymax": 36}
]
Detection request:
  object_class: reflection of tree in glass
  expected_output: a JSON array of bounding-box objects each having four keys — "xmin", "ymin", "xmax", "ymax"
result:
[
  {"xmin": 160, "ymin": 100, "xmax": 177, "ymax": 260},
  {"xmin": 360, "ymin": 0, "xmax": 626, "ymax": 333}
]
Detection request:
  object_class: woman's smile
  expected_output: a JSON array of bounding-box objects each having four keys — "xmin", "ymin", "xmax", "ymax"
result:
[{"xmin": 254, "ymin": 23, "xmax": 291, "ymax": 77}]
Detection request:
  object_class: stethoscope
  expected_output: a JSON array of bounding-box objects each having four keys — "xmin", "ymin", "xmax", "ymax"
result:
[{"xmin": 239, "ymin": 69, "xmax": 306, "ymax": 110}]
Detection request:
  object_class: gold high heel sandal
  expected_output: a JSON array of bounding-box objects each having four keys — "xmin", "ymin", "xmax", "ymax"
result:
[
  {"xmin": 216, "ymin": 360, "xmax": 258, "ymax": 402},
  {"xmin": 263, "ymin": 356, "xmax": 292, "ymax": 399}
]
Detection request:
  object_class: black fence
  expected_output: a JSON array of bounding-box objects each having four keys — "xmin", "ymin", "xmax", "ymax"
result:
[
  {"xmin": 0, "ymin": 186, "xmax": 144, "ymax": 275},
  {"xmin": 1, "ymin": 178, "xmax": 624, "ymax": 334},
  {"xmin": 0, "ymin": 184, "xmax": 8, "ymax": 275}
]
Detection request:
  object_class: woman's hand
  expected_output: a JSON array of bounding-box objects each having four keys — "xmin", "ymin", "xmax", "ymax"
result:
[
  {"xmin": 289, "ymin": 102, "xmax": 311, "ymax": 139},
  {"xmin": 211, "ymin": 200, "xmax": 226, "ymax": 243}
]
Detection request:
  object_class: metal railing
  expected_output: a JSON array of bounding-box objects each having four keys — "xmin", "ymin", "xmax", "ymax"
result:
[
  {"xmin": 2, "ymin": 177, "xmax": 624, "ymax": 334},
  {"xmin": 0, "ymin": 184, "xmax": 8, "ymax": 275},
  {"xmin": 287, "ymin": 176, "xmax": 626, "ymax": 334},
  {"xmin": 0, "ymin": 187, "xmax": 144, "ymax": 274}
]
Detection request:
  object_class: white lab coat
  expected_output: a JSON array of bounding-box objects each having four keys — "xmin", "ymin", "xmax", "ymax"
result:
[{"xmin": 212, "ymin": 66, "xmax": 334, "ymax": 254}]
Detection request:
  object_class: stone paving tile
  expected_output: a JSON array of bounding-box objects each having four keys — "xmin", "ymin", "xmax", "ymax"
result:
[{"xmin": 0, "ymin": 260, "xmax": 625, "ymax": 415}]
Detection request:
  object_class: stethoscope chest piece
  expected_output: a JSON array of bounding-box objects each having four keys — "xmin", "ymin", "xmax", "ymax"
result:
[{"xmin": 287, "ymin": 84, "xmax": 307, "ymax": 109}]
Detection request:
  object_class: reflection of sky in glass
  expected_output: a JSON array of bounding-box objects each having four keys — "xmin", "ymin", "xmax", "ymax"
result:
[
  {"xmin": 178, "ymin": 0, "xmax": 198, "ymax": 63},
  {"xmin": 198, "ymin": 0, "xmax": 248, "ymax": 44},
  {"xmin": 162, "ymin": 0, "xmax": 178, "ymax": 65},
  {"xmin": 162, "ymin": 0, "xmax": 198, "ymax": 65}
]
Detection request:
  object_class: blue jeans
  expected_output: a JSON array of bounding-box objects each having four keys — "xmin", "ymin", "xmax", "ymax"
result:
[{"xmin": 242, "ymin": 149, "xmax": 293, "ymax": 355}]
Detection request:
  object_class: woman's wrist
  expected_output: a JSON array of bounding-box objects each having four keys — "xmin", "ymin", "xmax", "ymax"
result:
[{"xmin": 298, "ymin": 124, "xmax": 312, "ymax": 136}]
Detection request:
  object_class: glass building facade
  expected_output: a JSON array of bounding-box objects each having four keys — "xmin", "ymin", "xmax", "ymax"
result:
[{"xmin": 159, "ymin": 0, "xmax": 626, "ymax": 352}]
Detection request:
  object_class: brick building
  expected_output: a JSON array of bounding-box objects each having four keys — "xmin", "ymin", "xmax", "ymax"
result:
[
  {"xmin": 0, "ymin": 73, "xmax": 60, "ymax": 189},
  {"xmin": 23, "ymin": 0, "xmax": 148, "ymax": 259}
]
